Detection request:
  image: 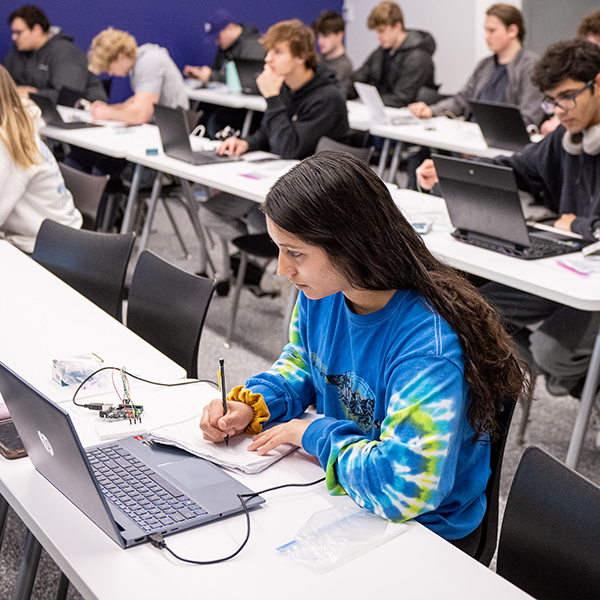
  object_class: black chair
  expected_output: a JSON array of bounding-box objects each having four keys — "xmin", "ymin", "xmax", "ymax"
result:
[
  {"xmin": 127, "ymin": 250, "xmax": 215, "ymax": 379},
  {"xmin": 31, "ymin": 219, "xmax": 135, "ymax": 320},
  {"xmin": 224, "ymin": 136, "xmax": 374, "ymax": 346},
  {"xmin": 58, "ymin": 162, "xmax": 110, "ymax": 231},
  {"xmin": 451, "ymin": 395, "xmax": 516, "ymax": 565},
  {"xmin": 497, "ymin": 446, "xmax": 600, "ymax": 599}
]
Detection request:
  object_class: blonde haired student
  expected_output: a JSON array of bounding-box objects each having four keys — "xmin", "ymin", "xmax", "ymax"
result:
[{"xmin": 0, "ymin": 65, "xmax": 81, "ymax": 253}]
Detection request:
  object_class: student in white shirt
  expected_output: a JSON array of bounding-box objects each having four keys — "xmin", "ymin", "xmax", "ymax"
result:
[{"xmin": 0, "ymin": 65, "xmax": 82, "ymax": 254}]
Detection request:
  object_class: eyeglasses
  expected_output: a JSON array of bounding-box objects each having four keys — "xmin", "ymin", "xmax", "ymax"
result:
[{"xmin": 541, "ymin": 79, "xmax": 595, "ymax": 115}]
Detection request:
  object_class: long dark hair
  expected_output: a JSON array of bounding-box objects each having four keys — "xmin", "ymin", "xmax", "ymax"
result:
[{"xmin": 263, "ymin": 151, "xmax": 531, "ymax": 440}]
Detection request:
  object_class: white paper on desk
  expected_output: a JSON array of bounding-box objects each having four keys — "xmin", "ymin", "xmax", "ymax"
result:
[
  {"xmin": 149, "ymin": 414, "xmax": 296, "ymax": 474},
  {"xmin": 238, "ymin": 159, "xmax": 296, "ymax": 181}
]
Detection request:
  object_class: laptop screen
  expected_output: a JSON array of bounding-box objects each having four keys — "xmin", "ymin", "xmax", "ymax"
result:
[{"xmin": 432, "ymin": 154, "xmax": 532, "ymax": 248}]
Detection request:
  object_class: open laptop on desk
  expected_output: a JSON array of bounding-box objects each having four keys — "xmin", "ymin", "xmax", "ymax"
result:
[
  {"xmin": 0, "ymin": 361, "xmax": 264, "ymax": 548},
  {"xmin": 30, "ymin": 93, "xmax": 101, "ymax": 129},
  {"xmin": 469, "ymin": 100, "xmax": 532, "ymax": 152},
  {"xmin": 234, "ymin": 59, "xmax": 264, "ymax": 95},
  {"xmin": 154, "ymin": 104, "xmax": 237, "ymax": 165},
  {"xmin": 432, "ymin": 154, "xmax": 592, "ymax": 259},
  {"xmin": 354, "ymin": 82, "xmax": 420, "ymax": 126}
]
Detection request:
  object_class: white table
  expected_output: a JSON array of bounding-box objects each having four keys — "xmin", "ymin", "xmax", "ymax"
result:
[
  {"xmin": 0, "ymin": 380, "xmax": 533, "ymax": 600},
  {"xmin": 371, "ymin": 117, "xmax": 514, "ymax": 181},
  {"xmin": 393, "ymin": 190, "xmax": 600, "ymax": 468},
  {"xmin": 0, "ymin": 241, "xmax": 186, "ymax": 404}
]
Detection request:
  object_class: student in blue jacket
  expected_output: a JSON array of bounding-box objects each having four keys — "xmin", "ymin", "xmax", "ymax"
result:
[{"xmin": 200, "ymin": 151, "xmax": 528, "ymax": 547}]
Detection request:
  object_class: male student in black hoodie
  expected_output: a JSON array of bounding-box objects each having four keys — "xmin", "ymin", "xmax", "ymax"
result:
[
  {"xmin": 3, "ymin": 5, "xmax": 106, "ymax": 103},
  {"xmin": 199, "ymin": 19, "xmax": 349, "ymax": 290},
  {"xmin": 350, "ymin": 1, "xmax": 436, "ymax": 107}
]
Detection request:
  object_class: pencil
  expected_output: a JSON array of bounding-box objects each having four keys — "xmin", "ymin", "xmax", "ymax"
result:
[{"xmin": 219, "ymin": 358, "xmax": 229, "ymax": 446}]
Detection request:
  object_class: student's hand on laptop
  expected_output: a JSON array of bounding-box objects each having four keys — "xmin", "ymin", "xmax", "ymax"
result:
[
  {"xmin": 183, "ymin": 65, "xmax": 212, "ymax": 82},
  {"xmin": 200, "ymin": 398, "xmax": 254, "ymax": 443},
  {"xmin": 247, "ymin": 420, "xmax": 310, "ymax": 455},
  {"xmin": 553, "ymin": 213, "xmax": 577, "ymax": 232},
  {"xmin": 217, "ymin": 137, "xmax": 249, "ymax": 157},
  {"xmin": 408, "ymin": 102, "xmax": 433, "ymax": 119},
  {"xmin": 416, "ymin": 159, "xmax": 439, "ymax": 190},
  {"xmin": 256, "ymin": 65, "xmax": 285, "ymax": 99}
]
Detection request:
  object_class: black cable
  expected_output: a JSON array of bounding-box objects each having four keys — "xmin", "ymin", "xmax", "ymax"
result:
[
  {"xmin": 71, "ymin": 366, "xmax": 217, "ymax": 407},
  {"xmin": 149, "ymin": 477, "xmax": 326, "ymax": 565}
]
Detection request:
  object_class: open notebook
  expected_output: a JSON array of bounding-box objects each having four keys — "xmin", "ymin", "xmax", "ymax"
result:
[{"xmin": 150, "ymin": 411, "xmax": 320, "ymax": 474}]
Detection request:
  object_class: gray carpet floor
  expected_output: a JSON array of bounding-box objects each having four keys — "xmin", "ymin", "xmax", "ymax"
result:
[{"xmin": 1, "ymin": 195, "xmax": 599, "ymax": 599}]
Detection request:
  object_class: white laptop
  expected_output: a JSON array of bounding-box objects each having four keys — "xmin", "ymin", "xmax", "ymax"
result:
[{"xmin": 354, "ymin": 82, "xmax": 420, "ymax": 126}]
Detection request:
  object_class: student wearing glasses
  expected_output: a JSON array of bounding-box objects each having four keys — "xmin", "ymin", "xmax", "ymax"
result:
[
  {"xmin": 200, "ymin": 151, "xmax": 528, "ymax": 548},
  {"xmin": 2, "ymin": 5, "xmax": 106, "ymax": 104},
  {"xmin": 416, "ymin": 38, "xmax": 600, "ymax": 401}
]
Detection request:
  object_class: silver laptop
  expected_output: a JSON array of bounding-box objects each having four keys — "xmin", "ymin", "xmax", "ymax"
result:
[
  {"xmin": 0, "ymin": 361, "xmax": 264, "ymax": 548},
  {"xmin": 153, "ymin": 104, "xmax": 236, "ymax": 165},
  {"xmin": 354, "ymin": 82, "xmax": 420, "ymax": 126},
  {"xmin": 432, "ymin": 154, "xmax": 591, "ymax": 260}
]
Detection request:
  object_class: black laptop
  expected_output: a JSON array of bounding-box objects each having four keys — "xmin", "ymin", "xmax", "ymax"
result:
[
  {"xmin": 0, "ymin": 361, "xmax": 264, "ymax": 548},
  {"xmin": 469, "ymin": 100, "xmax": 532, "ymax": 152},
  {"xmin": 233, "ymin": 59, "xmax": 264, "ymax": 95},
  {"xmin": 432, "ymin": 154, "xmax": 592, "ymax": 260},
  {"xmin": 153, "ymin": 104, "xmax": 237, "ymax": 165},
  {"xmin": 30, "ymin": 93, "xmax": 101, "ymax": 129}
]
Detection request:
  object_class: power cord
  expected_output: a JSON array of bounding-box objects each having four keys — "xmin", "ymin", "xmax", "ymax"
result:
[
  {"xmin": 71, "ymin": 366, "xmax": 217, "ymax": 408},
  {"xmin": 149, "ymin": 477, "xmax": 326, "ymax": 564}
]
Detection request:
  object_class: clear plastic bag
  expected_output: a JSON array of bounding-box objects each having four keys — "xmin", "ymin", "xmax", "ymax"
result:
[
  {"xmin": 276, "ymin": 505, "xmax": 409, "ymax": 573},
  {"xmin": 51, "ymin": 353, "xmax": 105, "ymax": 388}
]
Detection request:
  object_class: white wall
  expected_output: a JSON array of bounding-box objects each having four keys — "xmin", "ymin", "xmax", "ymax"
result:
[{"xmin": 343, "ymin": 0, "xmax": 521, "ymax": 96}]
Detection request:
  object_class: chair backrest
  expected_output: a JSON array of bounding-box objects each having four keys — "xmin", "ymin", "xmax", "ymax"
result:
[
  {"xmin": 497, "ymin": 446, "xmax": 600, "ymax": 600},
  {"xmin": 59, "ymin": 162, "xmax": 109, "ymax": 230},
  {"xmin": 452, "ymin": 395, "xmax": 516, "ymax": 564},
  {"xmin": 127, "ymin": 251, "xmax": 215, "ymax": 379},
  {"xmin": 32, "ymin": 220, "xmax": 135, "ymax": 320},
  {"xmin": 473, "ymin": 395, "xmax": 516, "ymax": 565},
  {"xmin": 315, "ymin": 136, "xmax": 375, "ymax": 163}
]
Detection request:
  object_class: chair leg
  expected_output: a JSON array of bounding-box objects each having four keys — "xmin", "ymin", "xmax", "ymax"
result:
[
  {"xmin": 11, "ymin": 530, "xmax": 43, "ymax": 600},
  {"xmin": 179, "ymin": 180, "xmax": 215, "ymax": 275},
  {"xmin": 225, "ymin": 252, "xmax": 248, "ymax": 348},
  {"xmin": 517, "ymin": 399, "xmax": 532, "ymax": 444},
  {"xmin": 161, "ymin": 197, "xmax": 192, "ymax": 260},
  {"xmin": 56, "ymin": 572, "xmax": 70, "ymax": 600},
  {"xmin": 120, "ymin": 163, "xmax": 143, "ymax": 234},
  {"xmin": 137, "ymin": 171, "xmax": 164, "ymax": 255}
]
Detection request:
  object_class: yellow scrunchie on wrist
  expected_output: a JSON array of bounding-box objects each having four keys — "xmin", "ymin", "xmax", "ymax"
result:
[{"xmin": 226, "ymin": 385, "xmax": 270, "ymax": 434}]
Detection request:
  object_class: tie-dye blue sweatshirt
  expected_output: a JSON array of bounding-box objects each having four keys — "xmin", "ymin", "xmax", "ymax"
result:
[{"xmin": 246, "ymin": 290, "xmax": 490, "ymax": 540}]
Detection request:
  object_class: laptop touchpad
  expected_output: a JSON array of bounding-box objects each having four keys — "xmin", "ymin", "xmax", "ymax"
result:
[{"xmin": 160, "ymin": 458, "xmax": 230, "ymax": 489}]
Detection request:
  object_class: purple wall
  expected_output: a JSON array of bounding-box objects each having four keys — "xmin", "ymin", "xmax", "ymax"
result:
[{"xmin": 1, "ymin": 0, "xmax": 343, "ymax": 100}]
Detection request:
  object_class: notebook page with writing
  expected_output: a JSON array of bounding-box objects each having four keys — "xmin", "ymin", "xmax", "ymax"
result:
[{"xmin": 149, "ymin": 413, "xmax": 311, "ymax": 474}]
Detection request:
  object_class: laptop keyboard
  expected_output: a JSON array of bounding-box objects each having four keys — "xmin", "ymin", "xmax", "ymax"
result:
[
  {"xmin": 528, "ymin": 235, "xmax": 577, "ymax": 257},
  {"xmin": 87, "ymin": 444, "xmax": 208, "ymax": 533}
]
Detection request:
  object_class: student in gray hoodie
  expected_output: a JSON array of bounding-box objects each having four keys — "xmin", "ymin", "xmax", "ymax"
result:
[
  {"xmin": 350, "ymin": 1, "xmax": 436, "ymax": 107},
  {"xmin": 3, "ymin": 5, "xmax": 106, "ymax": 103}
]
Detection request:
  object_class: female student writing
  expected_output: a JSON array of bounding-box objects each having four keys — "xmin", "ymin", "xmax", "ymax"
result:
[
  {"xmin": 200, "ymin": 152, "xmax": 529, "ymax": 545},
  {"xmin": 0, "ymin": 65, "xmax": 81, "ymax": 253}
]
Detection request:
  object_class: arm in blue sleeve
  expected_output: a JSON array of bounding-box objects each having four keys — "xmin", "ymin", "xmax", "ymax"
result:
[
  {"xmin": 302, "ymin": 355, "xmax": 471, "ymax": 523},
  {"xmin": 246, "ymin": 299, "xmax": 316, "ymax": 422}
]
